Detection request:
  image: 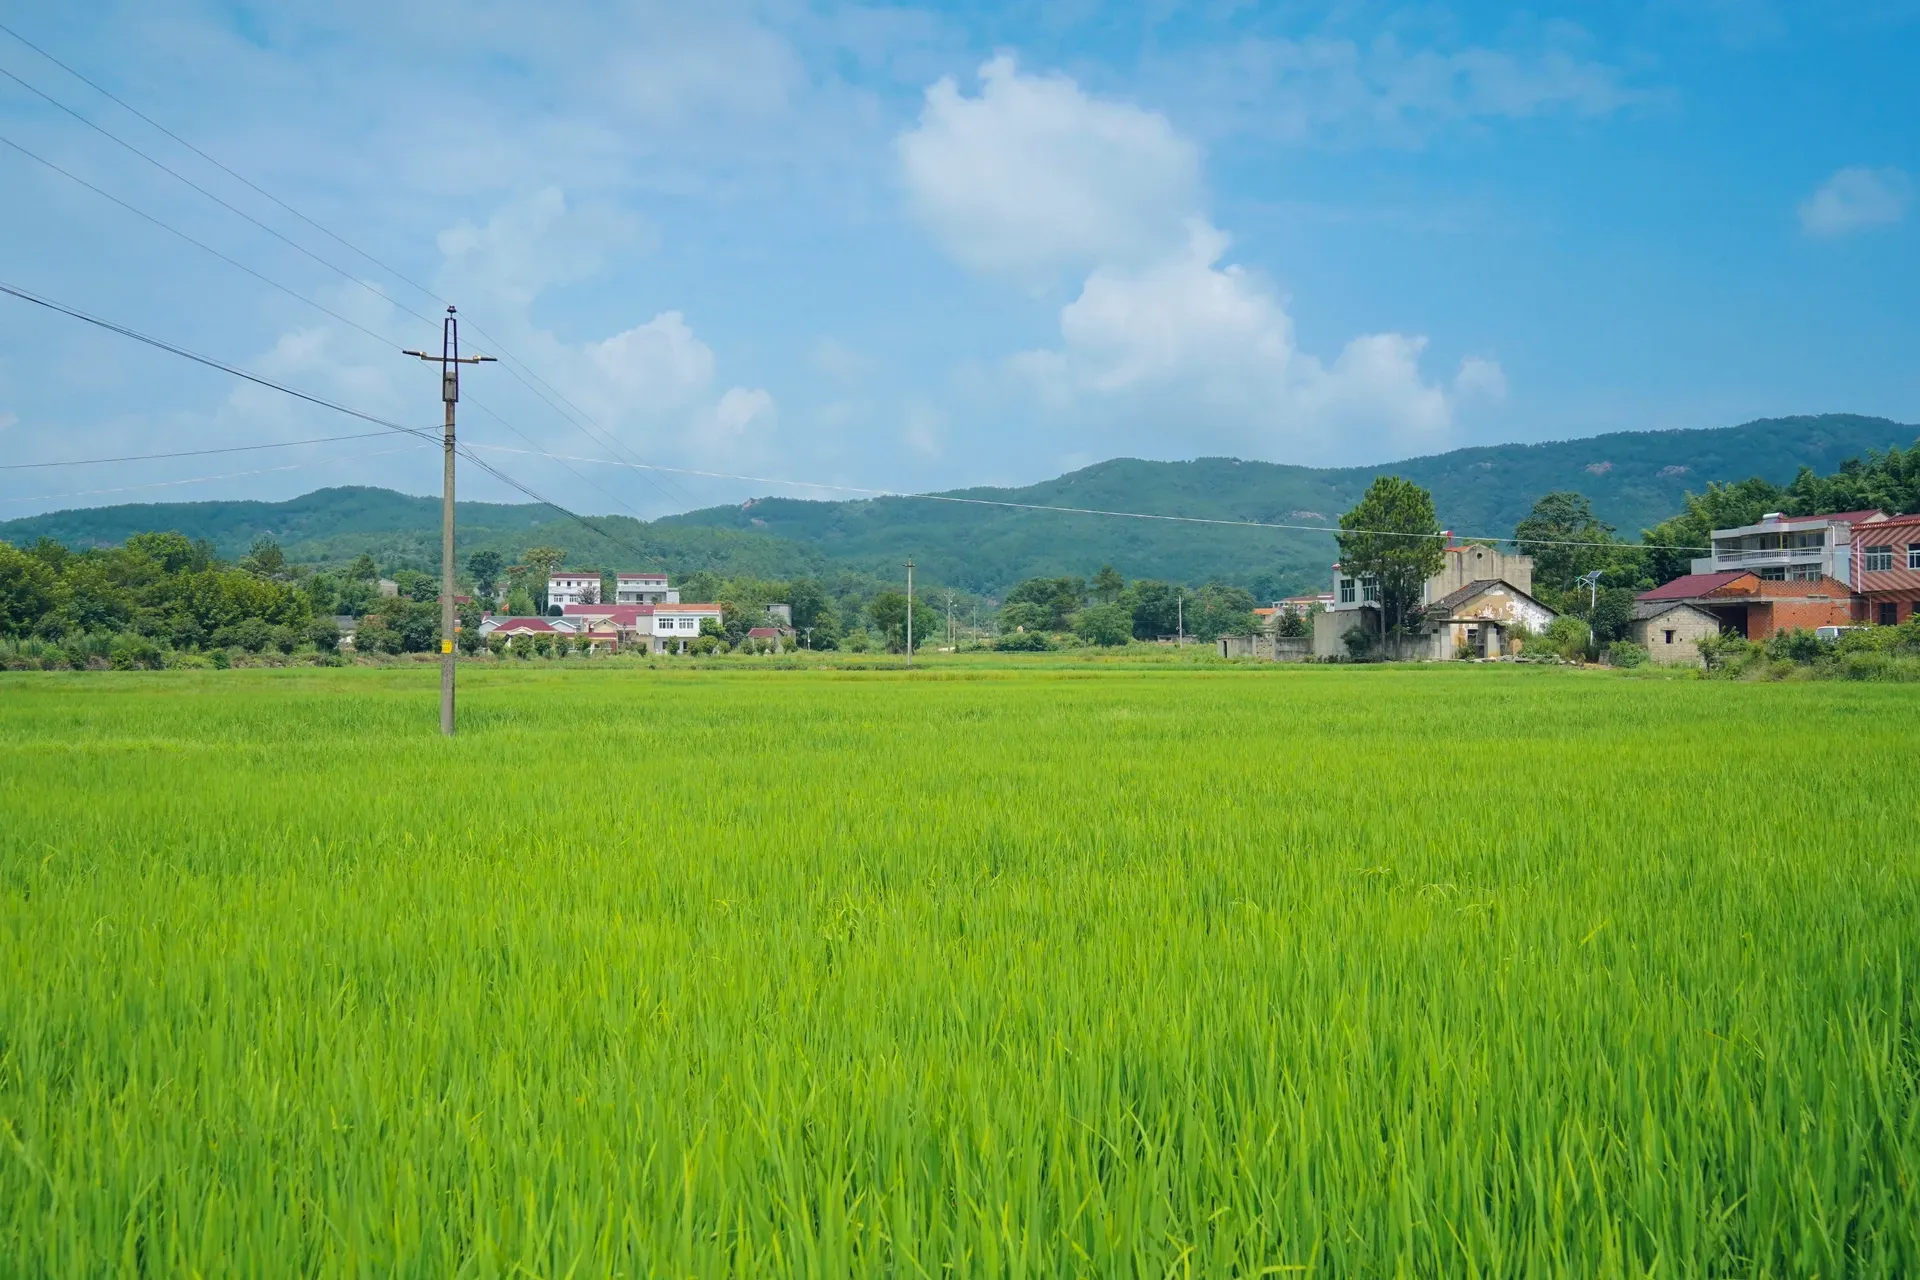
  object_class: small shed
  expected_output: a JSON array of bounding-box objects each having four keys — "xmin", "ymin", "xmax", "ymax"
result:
[{"xmin": 1631, "ymin": 602, "xmax": 1720, "ymax": 666}]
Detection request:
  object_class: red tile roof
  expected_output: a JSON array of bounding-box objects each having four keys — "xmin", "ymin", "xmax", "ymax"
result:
[
  {"xmin": 1638, "ymin": 572, "xmax": 1750, "ymax": 601},
  {"xmin": 563, "ymin": 604, "xmax": 654, "ymax": 620}
]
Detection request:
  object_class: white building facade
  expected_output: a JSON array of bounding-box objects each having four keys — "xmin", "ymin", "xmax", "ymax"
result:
[
  {"xmin": 546, "ymin": 573, "xmax": 603, "ymax": 609},
  {"xmin": 616, "ymin": 573, "xmax": 679, "ymax": 605},
  {"xmin": 1690, "ymin": 511, "xmax": 1886, "ymax": 585}
]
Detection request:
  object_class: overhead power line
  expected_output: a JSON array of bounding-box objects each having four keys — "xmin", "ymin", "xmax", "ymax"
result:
[
  {"xmin": 0, "ymin": 429, "xmax": 394, "ymax": 469},
  {"xmin": 0, "ymin": 280, "xmax": 656, "ymax": 562},
  {"xmin": 0, "ymin": 29, "xmax": 696, "ymax": 509},
  {"xmin": 2, "ymin": 444, "xmax": 430, "ymax": 507},
  {"xmin": 463, "ymin": 443, "xmax": 1713, "ymax": 553}
]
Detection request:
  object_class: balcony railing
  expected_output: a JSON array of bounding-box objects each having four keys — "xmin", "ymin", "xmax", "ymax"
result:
[{"xmin": 1710, "ymin": 546, "xmax": 1829, "ymax": 565}]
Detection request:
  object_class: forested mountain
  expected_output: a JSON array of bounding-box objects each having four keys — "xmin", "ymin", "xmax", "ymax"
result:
[
  {"xmin": 661, "ymin": 414, "xmax": 1916, "ymax": 595},
  {"xmin": 6, "ymin": 413, "xmax": 1912, "ymax": 597}
]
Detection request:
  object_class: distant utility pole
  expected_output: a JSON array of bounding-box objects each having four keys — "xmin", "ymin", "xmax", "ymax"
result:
[
  {"xmin": 905, "ymin": 558, "xmax": 915, "ymax": 668},
  {"xmin": 1177, "ymin": 591, "xmax": 1185, "ymax": 646},
  {"xmin": 403, "ymin": 307, "xmax": 494, "ymax": 737},
  {"xmin": 946, "ymin": 591, "xmax": 955, "ymax": 648}
]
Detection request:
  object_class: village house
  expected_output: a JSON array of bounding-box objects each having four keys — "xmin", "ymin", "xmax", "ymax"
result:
[
  {"xmin": 556, "ymin": 601, "xmax": 725, "ymax": 653},
  {"xmin": 1688, "ymin": 509, "xmax": 1885, "ymax": 584},
  {"xmin": 1851, "ymin": 513, "xmax": 1920, "ymax": 626},
  {"xmin": 1631, "ymin": 570, "xmax": 1861, "ymax": 642},
  {"xmin": 1309, "ymin": 541, "xmax": 1556, "ymax": 660},
  {"xmin": 545, "ymin": 572, "xmax": 603, "ymax": 609},
  {"xmin": 1630, "ymin": 601, "xmax": 1721, "ymax": 666},
  {"xmin": 614, "ymin": 573, "xmax": 678, "ymax": 605}
]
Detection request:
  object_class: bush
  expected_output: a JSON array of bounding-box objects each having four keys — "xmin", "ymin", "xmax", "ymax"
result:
[
  {"xmin": 108, "ymin": 634, "xmax": 165, "ymax": 670},
  {"xmin": 690, "ymin": 635, "xmax": 724, "ymax": 656},
  {"xmin": 1697, "ymin": 632, "xmax": 1759, "ymax": 675},
  {"xmin": 458, "ymin": 627, "xmax": 483, "ymax": 655},
  {"xmin": 1528, "ymin": 615, "xmax": 1592, "ymax": 662},
  {"xmin": 1341, "ymin": 626, "xmax": 1375, "ymax": 661},
  {"xmin": 995, "ymin": 629, "xmax": 1052, "ymax": 652},
  {"xmin": 308, "ymin": 618, "xmax": 341, "ymax": 652},
  {"xmin": 1765, "ymin": 628, "xmax": 1831, "ymax": 664},
  {"xmin": 210, "ymin": 648, "xmax": 231, "ymax": 669},
  {"xmin": 1606, "ymin": 640, "xmax": 1648, "ymax": 669}
]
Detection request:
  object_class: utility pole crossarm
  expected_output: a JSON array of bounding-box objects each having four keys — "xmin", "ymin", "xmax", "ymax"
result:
[{"xmin": 402, "ymin": 305, "xmax": 491, "ymax": 737}]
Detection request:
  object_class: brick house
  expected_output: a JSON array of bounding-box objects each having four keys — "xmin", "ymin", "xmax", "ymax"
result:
[
  {"xmin": 1850, "ymin": 514, "xmax": 1920, "ymax": 626},
  {"xmin": 1630, "ymin": 601, "xmax": 1721, "ymax": 666},
  {"xmin": 1634, "ymin": 571, "xmax": 1861, "ymax": 640}
]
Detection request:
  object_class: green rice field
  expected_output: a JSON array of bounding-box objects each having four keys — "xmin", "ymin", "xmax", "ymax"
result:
[{"xmin": 1, "ymin": 661, "xmax": 1916, "ymax": 1276}]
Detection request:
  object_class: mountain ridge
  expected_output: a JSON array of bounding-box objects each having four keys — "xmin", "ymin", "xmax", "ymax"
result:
[{"xmin": 5, "ymin": 413, "xmax": 1913, "ymax": 596}]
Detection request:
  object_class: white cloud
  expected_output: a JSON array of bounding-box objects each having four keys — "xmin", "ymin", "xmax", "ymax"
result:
[
  {"xmin": 1454, "ymin": 356, "xmax": 1509, "ymax": 404},
  {"xmin": 1799, "ymin": 167, "xmax": 1911, "ymax": 238},
  {"xmin": 437, "ymin": 187, "xmax": 649, "ymax": 308},
  {"xmin": 897, "ymin": 54, "xmax": 1201, "ymax": 281},
  {"xmin": 0, "ymin": 411, "xmax": 17, "ymax": 433},
  {"xmin": 903, "ymin": 60, "xmax": 1491, "ymax": 464}
]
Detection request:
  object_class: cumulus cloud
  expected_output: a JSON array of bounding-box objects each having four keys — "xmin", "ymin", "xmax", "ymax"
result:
[
  {"xmin": 1799, "ymin": 167, "xmax": 1911, "ymax": 238},
  {"xmin": 437, "ymin": 187, "xmax": 650, "ymax": 308},
  {"xmin": 902, "ymin": 58, "xmax": 1499, "ymax": 463},
  {"xmin": 898, "ymin": 54, "xmax": 1201, "ymax": 281}
]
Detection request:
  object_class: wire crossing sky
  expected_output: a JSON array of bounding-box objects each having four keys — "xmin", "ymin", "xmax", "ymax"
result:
[{"xmin": 0, "ymin": 3, "xmax": 1914, "ymax": 520}]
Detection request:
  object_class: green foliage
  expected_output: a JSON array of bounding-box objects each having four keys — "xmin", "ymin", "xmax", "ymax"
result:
[
  {"xmin": 1124, "ymin": 580, "xmax": 1181, "ymax": 639},
  {"xmin": 393, "ymin": 569, "xmax": 438, "ymax": 603},
  {"xmin": 994, "ymin": 627, "xmax": 1053, "ymax": 651},
  {"xmin": 1606, "ymin": 640, "xmax": 1649, "ymax": 668},
  {"xmin": 1184, "ymin": 582, "xmax": 1260, "ymax": 642},
  {"xmin": 1783, "ymin": 439, "xmax": 1920, "ymax": 517},
  {"xmin": 1337, "ymin": 477, "xmax": 1446, "ymax": 635},
  {"xmin": 1527, "ymin": 615, "xmax": 1593, "ymax": 662},
  {"xmin": 240, "ymin": 536, "xmax": 286, "ymax": 578},
  {"xmin": 1272, "ymin": 606, "xmax": 1314, "ymax": 639},
  {"xmin": 868, "ymin": 592, "xmax": 940, "ymax": 653},
  {"xmin": 1639, "ymin": 477, "xmax": 1786, "ymax": 584},
  {"xmin": 1514, "ymin": 492, "xmax": 1629, "ymax": 595},
  {"xmin": 505, "ymin": 587, "xmax": 537, "ymax": 617},
  {"xmin": 1071, "ymin": 601, "xmax": 1133, "ymax": 647},
  {"xmin": 467, "ymin": 549, "xmax": 504, "ymax": 598},
  {"xmin": 0, "ymin": 541, "xmax": 59, "ymax": 637},
  {"xmin": 1091, "ymin": 565, "xmax": 1125, "ymax": 603},
  {"xmin": 1004, "ymin": 576, "xmax": 1085, "ymax": 629}
]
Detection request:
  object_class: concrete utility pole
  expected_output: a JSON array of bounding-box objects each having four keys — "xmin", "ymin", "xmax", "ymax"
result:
[
  {"xmin": 905, "ymin": 558, "xmax": 915, "ymax": 668},
  {"xmin": 946, "ymin": 591, "xmax": 955, "ymax": 648},
  {"xmin": 403, "ymin": 307, "xmax": 494, "ymax": 737},
  {"xmin": 1177, "ymin": 591, "xmax": 1185, "ymax": 646}
]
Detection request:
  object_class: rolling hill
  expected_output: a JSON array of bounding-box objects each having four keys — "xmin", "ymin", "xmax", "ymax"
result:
[{"xmin": 5, "ymin": 413, "xmax": 1912, "ymax": 597}]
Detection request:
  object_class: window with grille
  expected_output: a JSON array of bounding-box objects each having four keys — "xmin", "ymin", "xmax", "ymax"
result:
[{"xmin": 1866, "ymin": 546, "xmax": 1894, "ymax": 571}]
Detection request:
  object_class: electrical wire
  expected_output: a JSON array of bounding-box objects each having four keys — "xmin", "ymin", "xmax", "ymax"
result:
[
  {"xmin": 0, "ymin": 281, "xmax": 662, "ymax": 562},
  {"xmin": 0, "ymin": 57, "xmax": 443, "ymax": 332},
  {"xmin": 1, "ymin": 429, "xmax": 395, "ymax": 469},
  {"xmin": 462, "ymin": 443, "xmax": 1714, "ymax": 553},
  {"xmin": 0, "ymin": 33, "xmax": 696, "ymax": 508},
  {"xmin": 0, "ymin": 123, "xmax": 657, "ymax": 525},
  {"xmin": 1, "ymin": 443, "xmax": 430, "ymax": 506}
]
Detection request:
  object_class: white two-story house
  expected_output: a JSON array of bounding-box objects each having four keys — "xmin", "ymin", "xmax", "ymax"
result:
[
  {"xmin": 546, "ymin": 572, "xmax": 603, "ymax": 609},
  {"xmin": 616, "ymin": 573, "xmax": 679, "ymax": 605},
  {"xmin": 1689, "ymin": 510, "xmax": 1886, "ymax": 585}
]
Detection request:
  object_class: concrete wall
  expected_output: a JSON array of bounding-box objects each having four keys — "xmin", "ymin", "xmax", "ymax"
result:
[
  {"xmin": 1633, "ymin": 608, "xmax": 1718, "ymax": 666},
  {"xmin": 1218, "ymin": 635, "xmax": 1317, "ymax": 661},
  {"xmin": 1430, "ymin": 544, "xmax": 1533, "ymax": 599}
]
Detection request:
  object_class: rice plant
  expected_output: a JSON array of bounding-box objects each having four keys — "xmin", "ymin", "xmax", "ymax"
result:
[{"xmin": 0, "ymin": 663, "xmax": 1914, "ymax": 1276}]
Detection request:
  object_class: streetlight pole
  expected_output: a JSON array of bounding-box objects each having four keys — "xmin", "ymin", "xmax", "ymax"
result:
[{"xmin": 403, "ymin": 307, "xmax": 493, "ymax": 737}]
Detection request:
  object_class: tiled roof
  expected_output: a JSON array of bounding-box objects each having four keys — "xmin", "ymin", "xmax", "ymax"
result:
[
  {"xmin": 1638, "ymin": 571, "xmax": 1750, "ymax": 601},
  {"xmin": 1703, "ymin": 575, "xmax": 1853, "ymax": 600},
  {"xmin": 1426, "ymin": 577, "xmax": 1547, "ymax": 617},
  {"xmin": 1633, "ymin": 599, "xmax": 1719, "ymax": 621}
]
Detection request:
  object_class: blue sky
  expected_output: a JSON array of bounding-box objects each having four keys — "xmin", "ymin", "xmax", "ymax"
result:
[{"xmin": 0, "ymin": 0, "xmax": 1915, "ymax": 520}]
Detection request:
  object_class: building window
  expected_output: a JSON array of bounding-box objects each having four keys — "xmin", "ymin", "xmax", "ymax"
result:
[
  {"xmin": 1361, "ymin": 577, "xmax": 1380, "ymax": 604},
  {"xmin": 1338, "ymin": 577, "xmax": 1355, "ymax": 604},
  {"xmin": 1878, "ymin": 603, "xmax": 1899, "ymax": 626},
  {"xmin": 1663, "ymin": 629, "xmax": 1675, "ymax": 644},
  {"xmin": 1865, "ymin": 545, "xmax": 1893, "ymax": 571},
  {"xmin": 1757, "ymin": 566, "xmax": 1785, "ymax": 581},
  {"xmin": 1909, "ymin": 544, "xmax": 1920, "ymax": 570}
]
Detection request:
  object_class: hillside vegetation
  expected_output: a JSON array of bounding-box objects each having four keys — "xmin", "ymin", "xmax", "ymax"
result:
[{"xmin": 5, "ymin": 413, "xmax": 1911, "ymax": 597}]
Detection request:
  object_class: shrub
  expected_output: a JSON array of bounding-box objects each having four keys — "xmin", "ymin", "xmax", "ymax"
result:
[
  {"xmin": 1606, "ymin": 640, "xmax": 1649, "ymax": 669},
  {"xmin": 458, "ymin": 627, "xmax": 483, "ymax": 656},
  {"xmin": 996, "ymin": 629, "xmax": 1052, "ymax": 652},
  {"xmin": 210, "ymin": 648, "xmax": 231, "ymax": 669},
  {"xmin": 108, "ymin": 634, "xmax": 165, "ymax": 670},
  {"xmin": 1697, "ymin": 632, "xmax": 1760, "ymax": 675},
  {"xmin": 1341, "ymin": 626, "xmax": 1375, "ymax": 661},
  {"xmin": 308, "ymin": 619, "xmax": 341, "ymax": 652},
  {"xmin": 1765, "ymin": 628, "xmax": 1831, "ymax": 664},
  {"xmin": 1073, "ymin": 602, "xmax": 1134, "ymax": 648}
]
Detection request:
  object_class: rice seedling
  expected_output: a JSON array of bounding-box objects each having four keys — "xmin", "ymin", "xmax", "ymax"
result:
[{"xmin": 0, "ymin": 662, "xmax": 1914, "ymax": 1276}]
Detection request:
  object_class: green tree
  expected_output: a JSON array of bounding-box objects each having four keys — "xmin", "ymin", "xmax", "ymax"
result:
[
  {"xmin": 521, "ymin": 545, "xmax": 566, "ymax": 612},
  {"xmin": 869, "ymin": 592, "xmax": 940, "ymax": 653},
  {"xmin": 1337, "ymin": 477, "xmax": 1446, "ymax": 638},
  {"xmin": 1125, "ymin": 580, "xmax": 1180, "ymax": 640},
  {"xmin": 0, "ymin": 541, "xmax": 59, "ymax": 636},
  {"xmin": 1073, "ymin": 601, "xmax": 1133, "ymax": 646},
  {"xmin": 1783, "ymin": 438, "xmax": 1920, "ymax": 517},
  {"xmin": 241, "ymin": 536, "xmax": 286, "ymax": 579},
  {"xmin": 1091, "ymin": 565, "xmax": 1125, "ymax": 604},
  {"xmin": 1004, "ymin": 576, "xmax": 1085, "ymax": 629},
  {"xmin": 999, "ymin": 600, "xmax": 1051, "ymax": 633},
  {"xmin": 467, "ymin": 549, "xmax": 504, "ymax": 599},
  {"xmin": 1640, "ymin": 478, "xmax": 1784, "ymax": 584},
  {"xmin": 1513, "ymin": 492, "xmax": 1618, "ymax": 595},
  {"xmin": 393, "ymin": 570, "xmax": 438, "ymax": 603},
  {"xmin": 1186, "ymin": 583, "xmax": 1259, "ymax": 642},
  {"xmin": 344, "ymin": 553, "xmax": 379, "ymax": 582},
  {"xmin": 124, "ymin": 531, "xmax": 198, "ymax": 574}
]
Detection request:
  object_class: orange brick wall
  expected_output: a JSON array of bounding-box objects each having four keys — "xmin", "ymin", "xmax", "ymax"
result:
[
  {"xmin": 1750, "ymin": 599, "xmax": 1862, "ymax": 639},
  {"xmin": 1862, "ymin": 593, "xmax": 1920, "ymax": 625}
]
